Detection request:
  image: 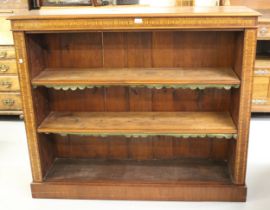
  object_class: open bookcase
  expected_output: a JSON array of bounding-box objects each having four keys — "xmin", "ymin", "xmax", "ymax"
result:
[{"xmin": 10, "ymin": 6, "xmax": 258, "ymax": 201}]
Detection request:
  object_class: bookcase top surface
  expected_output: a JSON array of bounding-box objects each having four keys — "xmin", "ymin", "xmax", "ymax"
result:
[{"xmin": 9, "ymin": 6, "xmax": 260, "ymax": 20}]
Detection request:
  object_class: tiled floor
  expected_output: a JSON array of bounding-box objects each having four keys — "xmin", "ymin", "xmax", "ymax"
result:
[{"xmin": 0, "ymin": 114, "xmax": 270, "ymax": 210}]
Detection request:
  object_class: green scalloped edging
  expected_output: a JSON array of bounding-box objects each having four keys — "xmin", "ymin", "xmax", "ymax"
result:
[
  {"xmin": 34, "ymin": 84, "xmax": 240, "ymax": 91},
  {"xmin": 43, "ymin": 132, "xmax": 237, "ymax": 139}
]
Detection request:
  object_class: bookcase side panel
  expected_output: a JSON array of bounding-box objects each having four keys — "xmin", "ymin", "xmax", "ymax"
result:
[
  {"xmin": 233, "ymin": 29, "xmax": 257, "ymax": 184},
  {"xmin": 13, "ymin": 32, "xmax": 43, "ymax": 182}
]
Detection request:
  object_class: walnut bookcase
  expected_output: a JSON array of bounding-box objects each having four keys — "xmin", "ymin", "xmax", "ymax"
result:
[{"xmin": 10, "ymin": 6, "xmax": 259, "ymax": 201}]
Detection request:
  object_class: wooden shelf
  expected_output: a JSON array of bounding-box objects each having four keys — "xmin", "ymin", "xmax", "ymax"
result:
[
  {"xmin": 45, "ymin": 158, "xmax": 232, "ymax": 185},
  {"xmin": 38, "ymin": 112, "xmax": 237, "ymax": 138},
  {"xmin": 32, "ymin": 68, "xmax": 240, "ymax": 90}
]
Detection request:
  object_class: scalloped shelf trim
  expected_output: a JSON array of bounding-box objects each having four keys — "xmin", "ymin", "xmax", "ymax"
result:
[
  {"xmin": 35, "ymin": 84, "xmax": 240, "ymax": 90},
  {"xmin": 44, "ymin": 133, "xmax": 237, "ymax": 139}
]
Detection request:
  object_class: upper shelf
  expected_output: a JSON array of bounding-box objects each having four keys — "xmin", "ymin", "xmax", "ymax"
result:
[
  {"xmin": 38, "ymin": 111, "xmax": 237, "ymax": 139},
  {"xmin": 32, "ymin": 68, "xmax": 240, "ymax": 90}
]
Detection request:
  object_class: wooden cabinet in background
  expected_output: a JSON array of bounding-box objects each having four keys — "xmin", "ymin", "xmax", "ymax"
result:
[
  {"xmin": 252, "ymin": 57, "xmax": 270, "ymax": 112},
  {"xmin": 0, "ymin": 16, "xmax": 14, "ymax": 45},
  {"xmin": 0, "ymin": 0, "xmax": 28, "ymax": 10},
  {"xmin": 0, "ymin": 46, "xmax": 16, "ymax": 59},
  {"xmin": 0, "ymin": 0, "xmax": 27, "ymax": 117},
  {"xmin": 0, "ymin": 92, "xmax": 22, "ymax": 114},
  {"xmin": 10, "ymin": 6, "xmax": 258, "ymax": 201},
  {"xmin": 230, "ymin": 0, "xmax": 270, "ymax": 112},
  {"xmin": 0, "ymin": 16, "xmax": 23, "ymax": 117},
  {"xmin": 230, "ymin": 0, "xmax": 270, "ymax": 10},
  {"xmin": 258, "ymin": 22, "xmax": 270, "ymax": 40},
  {"xmin": 251, "ymin": 12, "xmax": 270, "ymax": 112}
]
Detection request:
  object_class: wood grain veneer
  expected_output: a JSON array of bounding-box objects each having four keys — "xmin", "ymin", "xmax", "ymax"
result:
[
  {"xmin": 32, "ymin": 68, "xmax": 240, "ymax": 86},
  {"xmin": 38, "ymin": 111, "xmax": 237, "ymax": 135},
  {"xmin": 10, "ymin": 6, "xmax": 258, "ymax": 201}
]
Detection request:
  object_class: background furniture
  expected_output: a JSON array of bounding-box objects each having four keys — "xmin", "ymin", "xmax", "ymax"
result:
[
  {"xmin": 230, "ymin": 0, "xmax": 270, "ymax": 112},
  {"xmin": 28, "ymin": 0, "xmax": 228, "ymax": 9},
  {"xmin": 10, "ymin": 6, "xmax": 258, "ymax": 201},
  {"xmin": 252, "ymin": 13, "xmax": 270, "ymax": 112},
  {"xmin": 0, "ymin": 1, "xmax": 27, "ymax": 118}
]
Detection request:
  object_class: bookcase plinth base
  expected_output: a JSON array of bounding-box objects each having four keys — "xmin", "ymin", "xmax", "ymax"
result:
[{"xmin": 31, "ymin": 182, "xmax": 247, "ymax": 202}]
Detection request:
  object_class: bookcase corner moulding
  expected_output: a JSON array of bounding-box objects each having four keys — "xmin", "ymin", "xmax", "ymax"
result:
[{"xmin": 10, "ymin": 6, "xmax": 259, "ymax": 201}]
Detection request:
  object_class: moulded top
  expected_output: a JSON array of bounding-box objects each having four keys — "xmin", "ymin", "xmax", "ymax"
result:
[{"xmin": 8, "ymin": 6, "xmax": 260, "ymax": 20}]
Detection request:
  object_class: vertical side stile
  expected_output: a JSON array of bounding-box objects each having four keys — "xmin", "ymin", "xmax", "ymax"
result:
[
  {"xmin": 13, "ymin": 32, "xmax": 43, "ymax": 182},
  {"xmin": 234, "ymin": 29, "xmax": 257, "ymax": 184}
]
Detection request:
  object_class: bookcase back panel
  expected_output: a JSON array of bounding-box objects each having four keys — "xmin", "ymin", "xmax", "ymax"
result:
[
  {"xmin": 38, "ymin": 134, "xmax": 55, "ymax": 176},
  {"xmin": 27, "ymin": 31, "xmax": 239, "ymax": 72},
  {"xmin": 51, "ymin": 135, "xmax": 231, "ymax": 161},
  {"xmin": 46, "ymin": 88, "xmax": 231, "ymax": 112},
  {"xmin": 43, "ymin": 33, "xmax": 103, "ymax": 68}
]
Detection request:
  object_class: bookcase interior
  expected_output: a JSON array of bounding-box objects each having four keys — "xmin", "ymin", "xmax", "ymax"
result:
[{"xmin": 26, "ymin": 30, "xmax": 244, "ymax": 185}]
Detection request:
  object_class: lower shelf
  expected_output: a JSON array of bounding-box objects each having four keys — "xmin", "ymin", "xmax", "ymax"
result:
[
  {"xmin": 33, "ymin": 158, "xmax": 246, "ymax": 201},
  {"xmin": 46, "ymin": 158, "xmax": 231, "ymax": 184},
  {"xmin": 45, "ymin": 158, "xmax": 231, "ymax": 184}
]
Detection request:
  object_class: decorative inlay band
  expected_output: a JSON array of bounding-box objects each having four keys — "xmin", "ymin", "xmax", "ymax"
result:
[
  {"xmin": 11, "ymin": 17, "xmax": 256, "ymax": 31},
  {"xmin": 34, "ymin": 84, "xmax": 240, "ymax": 90},
  {"xmin": 44, "ymin": 132, "xmax": 237, "ymax": 139}
]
